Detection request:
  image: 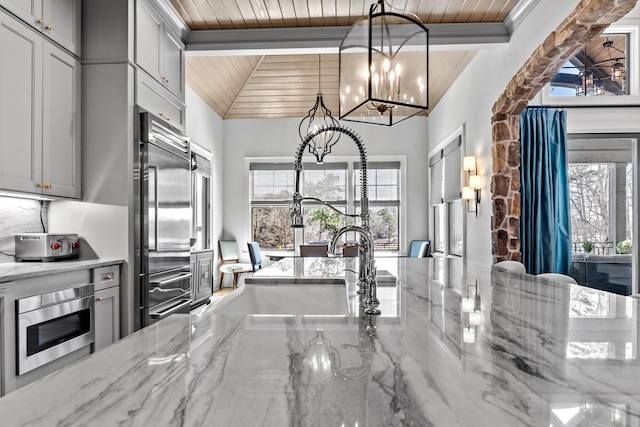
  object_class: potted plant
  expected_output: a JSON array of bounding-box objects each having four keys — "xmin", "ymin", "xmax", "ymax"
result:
[{"xmin": 582, "ymin": 241, "xmax": 594, "ymax": 253}]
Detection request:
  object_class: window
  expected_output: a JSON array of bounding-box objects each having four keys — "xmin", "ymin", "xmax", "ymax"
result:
[
  {"xmin": 429, "ymin": 135, "xmax": 462, "ymax": 256},
  {"xmin": 550, "ymin": 33, "xmax": 629, "ymax": 97},
  {"xmin": 249, "ymin": 160, "xmax": 403, "ymax": 251},
  {"xmin": 249, "ymin": 163, "xmax": 295, "ymax": 250},
  {"xmin": 355, "ymin": 162, "xmax": 401, "ymax": 250}
]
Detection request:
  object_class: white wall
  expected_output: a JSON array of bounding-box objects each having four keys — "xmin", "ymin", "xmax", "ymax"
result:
[
  {"xmin": 426, "ymin": 0, "xmax": 582, "ymax": 264},
  {"xmin": 222, "ymin": 117, "xmax": 429, "ymax": 261},
  {"xmin": 185, "ymin": 86, "xmax": 224, "ymax": 286}
]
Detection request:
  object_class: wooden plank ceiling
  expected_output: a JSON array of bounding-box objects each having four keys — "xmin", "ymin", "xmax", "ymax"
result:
[{"xmin": 172, "ymin": 0, "xmax": 521, "ymax": 119}]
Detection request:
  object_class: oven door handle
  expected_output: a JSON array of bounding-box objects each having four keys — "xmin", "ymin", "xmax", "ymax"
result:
[
  {"xmin": 149, "ymin": 299, "xmax": 191, "ymax": 320},
  {"xmin": 150, "ymin": 273, "xmax": 192, "ymax": 287}
]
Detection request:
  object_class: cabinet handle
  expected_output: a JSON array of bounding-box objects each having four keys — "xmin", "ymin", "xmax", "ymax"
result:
[
  {"xmin": 37, "ymin": 19, "xmax": 44, "ymax": 25},
  {"xmin": 96, "ymin": 297, "xmax": 103, "ymax": 302},
  {"xmin": 104, "ymin": 275, "xmax": 112, "ymax": 281},
  {"xmin": 45, "ymin": 25, "xmax": 52, "ymax": 31},
  {"xmin": 37, "ymin": 183, "xmax": 45, "ymax": 188},
  {"xmin": 44, "ymin": 184, "xmax": 52, "ymax": 189},
  {"xmin": 158, "ymin": 113, "xmax": 172, "ymax": 121}
]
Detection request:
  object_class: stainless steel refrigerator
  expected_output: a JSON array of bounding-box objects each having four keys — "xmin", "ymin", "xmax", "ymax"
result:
[{"xmin": 134, "ymin": 109, "xmax": 192, "ymax": 330}]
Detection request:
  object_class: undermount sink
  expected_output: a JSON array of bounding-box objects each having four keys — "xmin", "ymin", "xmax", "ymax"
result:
[{"xmin": 211, "ymin": 283, "xmax": 349, "ymax": 315}]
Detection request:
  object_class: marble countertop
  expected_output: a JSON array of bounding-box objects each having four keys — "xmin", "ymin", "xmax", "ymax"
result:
[
  {"xmin": 0, "ymin": 258, "xmax": 124, "ymax": 283},
  {"xmin": 1, "ymin": 257, "xmax": 639, "ymax": 426}
]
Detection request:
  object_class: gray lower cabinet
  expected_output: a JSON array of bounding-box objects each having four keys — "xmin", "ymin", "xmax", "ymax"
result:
[
  {"xmin": 191, "ymin": 251, "xmax": 213, "ymax": 307},
  {"xmin": 93, "ymin": 265, "xmax": 121, "ymax": 352}
]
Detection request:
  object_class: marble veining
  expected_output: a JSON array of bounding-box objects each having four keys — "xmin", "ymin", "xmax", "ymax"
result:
[
  {"xmin": 0, "ymin": 197, "xmax": 48, "ymax": 263},
  {"xmin": 0, "ymin": 258, "xmax": 638, "ymax": 426}
]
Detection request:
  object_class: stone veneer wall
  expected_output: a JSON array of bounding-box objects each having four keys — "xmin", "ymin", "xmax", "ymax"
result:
[
  {"xmin": 490, "ymin": 0, "xmax": 637, "ymax": 263},
  {"xmin": 0, "ymin": 197, "xmax": 48, "ymax": 263}
]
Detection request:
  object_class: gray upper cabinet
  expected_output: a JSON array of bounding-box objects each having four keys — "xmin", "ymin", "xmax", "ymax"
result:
[
  {"xmin": 0, "ymin": 0, "xmax": 81, "ymax": 56},
  {"xmin": 135, "ymin": 0, "xmax": 185, "ymax": 101},
  {"xmin": 0, "ymin": 11, "xmax": 80, "ymax": 198}
]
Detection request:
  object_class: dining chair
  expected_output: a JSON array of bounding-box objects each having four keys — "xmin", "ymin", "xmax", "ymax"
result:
[
  {"xmin": 247, "ymin": 242, "xmax": 263, "ymax": 272},
  {"xmin": 342, "ymin": 243, "xmax": 359, "ymax": 257},
  {"xmin": 492, "ymin": 260, "xmax": 526, "ymax": 274},
  {"xmin": 218, "ymin": 240, "xmax": 252, "ymax": 289},
  {"xmin": 409, "ymin": 240, "xmax": 431, "ymax": 258},
  {"xmin": 299, "ymin": 244, "xmax": 329, "ymax": 257},
  {"xmin": 536, "ymin": 273, "xmax": 578, "ymax": 285}
]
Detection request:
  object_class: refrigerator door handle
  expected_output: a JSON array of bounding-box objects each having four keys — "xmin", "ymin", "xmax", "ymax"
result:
[
  {"xmin": 150, "ymin": 273, "xmax": 192, "ymax": 287},
  {"xmin": 149, "ymin": 299, "xmax": 191, "ymax": 320},
  {"xmin": 149, "ymin": 165, "xmax": 159, "ymax": 252}
]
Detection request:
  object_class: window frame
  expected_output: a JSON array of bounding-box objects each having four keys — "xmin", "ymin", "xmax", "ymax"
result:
[
  {"xmin": 429, "ymin": 128, "xmax": 465, "ymax": 258},
  {"xmin": 541, "ymin": 26, "xmax": 640, "ymax": 106},
  {"xmin": 245, "ymin": 156, "xmax": 406, "ymax": 253}
]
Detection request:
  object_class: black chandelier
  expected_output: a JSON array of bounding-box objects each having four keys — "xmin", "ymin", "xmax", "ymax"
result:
[
  {"xmin": 298, "ymin": 55, "xmax": 341, "ymax": 164},
  {"xmin": 338, "ymin": 0, "xmax": 429, "ymax": 126}
]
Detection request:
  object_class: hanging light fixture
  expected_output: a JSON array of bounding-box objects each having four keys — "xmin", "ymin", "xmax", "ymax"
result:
[
  {"xmin": 298, "ymin": 55, "xmax": 341, "ymax": 164},
  {"xmin": 338, "ymin": 0, "xmax": 429, "ymax": 126}
]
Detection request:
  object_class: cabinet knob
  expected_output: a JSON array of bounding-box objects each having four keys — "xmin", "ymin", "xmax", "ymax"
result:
[
  {"xmin": 37, "ymin": 19, "xmax": 44, "ymax": 25},
  {"xmin": 45, "ymin": 25, "xmax": 52, "ymax": 31},
  {"xmin": 96, "ymin": 297, "xmax": 103, "ymax": 302},
  {"xmin": 202, "ymin": 271, "xmax": 209, "ymax": 279},
  {"xmin": 44, "ymin": 184, "xmax": 52, "ymax": 189},
  {"xmin": 104, "ymin": 275, "xmax": 112, "ymax": 281}
]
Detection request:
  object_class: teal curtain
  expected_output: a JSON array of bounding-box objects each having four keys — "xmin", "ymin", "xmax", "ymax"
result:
[{"xmin": 520, "ymin": 107, "xmax": 571, "ymax": 275}]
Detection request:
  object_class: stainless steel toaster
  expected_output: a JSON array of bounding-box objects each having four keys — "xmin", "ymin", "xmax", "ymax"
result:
[{"xmin": 15, "ymin": 233, "xmax": 80, "ymax": 262}]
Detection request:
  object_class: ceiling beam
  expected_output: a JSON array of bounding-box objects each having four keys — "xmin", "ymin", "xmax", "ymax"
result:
[{"xmin": 185, "ymin": 22, "xmax": 509, "ymax": 56}]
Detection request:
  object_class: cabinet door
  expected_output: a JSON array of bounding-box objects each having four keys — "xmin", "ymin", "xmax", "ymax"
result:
[
  {"xmin": 0, "ymin": 0, "xmax": 42, "ymax": 28},
  {"xmin": 41, "ymin": 40, "xmax": 80, "ymax": 198},
  {"xmin": 162, "ymin": 28, "xmax": 184, "ymax": 101},
  {"xmin": 135, "ymin": 0, "xmax": 162, "ymax": 81},
  {"xmin": 94, "ymin": 286, "xmax": 120, "ymax": 352},
  {"xmin": 0, "ymin": 13, "xmax": 42, "ymax": 194},
  {"xmin": 196, "ymin": 251, "xmax": 213, "ymax": 300},
  {"xmin": 42, "ymin": 0, "xmax": 81, "ymax": 56}
]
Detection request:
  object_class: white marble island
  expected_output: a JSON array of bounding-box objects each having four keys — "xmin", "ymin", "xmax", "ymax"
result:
[{"xmin": 0, "ymin": 257, "xmax": 638, "ymax": 426}]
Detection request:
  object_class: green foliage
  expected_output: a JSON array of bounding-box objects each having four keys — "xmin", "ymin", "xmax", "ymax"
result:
[
  {"xmin": 306, "ymin": 208, "xmax": 343, "ymax": 240},
  {"xmin": 617, "ymin": 239, "xmax": 633, "ymax": 254},
  {"xmin": 582, "ymin": 241, "xmax": 594, "ymax": 253}
]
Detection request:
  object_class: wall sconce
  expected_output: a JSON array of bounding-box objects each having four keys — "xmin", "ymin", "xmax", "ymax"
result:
[{"xmin": 462, "ymin": 156, "xmax": 481, "ymax": 217}]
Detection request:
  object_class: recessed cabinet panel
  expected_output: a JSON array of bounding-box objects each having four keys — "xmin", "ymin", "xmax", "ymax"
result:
[
  {"xmin": 0, "ymin": 14, "xmax": 42, "ymax": 193},
  {"xmin": 136, "ymin": 70, "xmax": 185, "ymax": 131},
  {"xmin": 0, "ymin": 0, "xmax": 42, "ymax": 28},
  {"xmin": 41, "ymin": 42, "xmax": 80, "ymax": 198},
  {"xmin": 163, "ymin": 29, "xmax": 184, "ymax": 100},
  {"xmin": 42, "ymin": 0, "xmax": 81, "ymax": 56},
  {"xmin": 135, "ymin": 0, "xmax": 163, "ymax": 81},
  {"xmin": 94, "ymin": 286, "xmax": 120, "ymax": 352}
]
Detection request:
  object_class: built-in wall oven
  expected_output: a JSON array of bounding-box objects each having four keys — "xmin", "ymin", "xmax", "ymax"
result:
[{"xmin": 16, "ymin": 284, "xmax": 94, "ymax": 375}]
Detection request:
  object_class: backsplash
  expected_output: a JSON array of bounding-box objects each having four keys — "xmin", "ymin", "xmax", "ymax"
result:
[{"xmin": 0, "ymin": 197, "xmax": 48, "ymax": 263}]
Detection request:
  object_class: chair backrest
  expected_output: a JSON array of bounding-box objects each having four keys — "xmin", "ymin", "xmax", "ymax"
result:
[
  {"xmin": 536, "ymin": 273, "xmax": 577, "ymax": 285},
  {"xmin": 342, "ymin": 244, "xmax": 358, "ymax": 257},
  {"xmin": 492, "ymin": 260, "xmax": 526, "ymax": 274},
  {"xmin": 409, "ymin": 240, "xmax": 431, "ymax": 258},
  {"xmin": 300, "ymin": 244, "xmax": 328, "ymax": 257},
  {"xmin": 247, "ymin": 242, "xmax": 262, "ymax": 272},
  {"xmin": 219, "ymin": 240, "xmax": 240, "ymax": 263}
]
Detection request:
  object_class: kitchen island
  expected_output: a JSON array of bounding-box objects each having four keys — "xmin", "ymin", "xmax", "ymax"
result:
[{"xmin": 0, "ymin": 257, "xmax": 638, "ymax": 426}]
